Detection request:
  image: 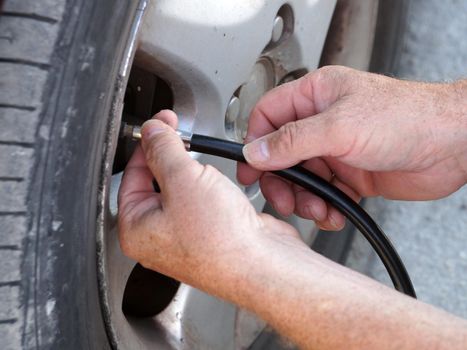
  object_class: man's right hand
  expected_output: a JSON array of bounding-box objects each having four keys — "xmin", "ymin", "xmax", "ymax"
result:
[{"xmin": 237, "ymin": 66, "xmax": 467, "ymax": 230}]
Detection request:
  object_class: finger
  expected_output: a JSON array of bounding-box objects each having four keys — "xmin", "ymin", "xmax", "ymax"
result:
[
  {"xmin": 121, "ymin": 109, "xmax": 178, "ymax": 197},
  {"xmin": 237, "ymin": 74, "xmax": 328, "ymax": 185},
  {"xmin": 293, "ymin": 187, "xmax": 328, "ymax": 222},
  {"xmin": 237, "ymin": 162, "xmax": 262, "ymax": 185},
  {"xmin": 238, "ymin": 68, "xmax": 349, "ymax": 185},
  {"xmin": 292, "ymin": 157, "xmax": 360, "ymax": 230},
  {"xmin": 316, "ymin": 177, "xmax": 361, "ymax": 231},
  {"xmin": 239, "ymin": 78, "xmax": 315, "ymax": 186},
  {"xmin": 323, "ymin": 206, "xmax": 346, "ymax": 231},
  {"xmin": 245, "ymin": 78, "xmax": 314, "ymax": 142},
  {"xmin": 243, "ymin": 111, "xmax": 347, "ymax": 171},
  {"xmin": 324, "ymin": 157, "xmax": 377, "ymax": 197},
  {"xmin": 153, "ymin": 109, "xmax": 178, "ymax": 129},
  {"xmin": 260, "ymin": 173, "xmax": 295, "ymax": 217},
  {"xmin": 237, "ymin": 133, "xmax": 334, "ymax": 186},
  {"xmin": 332, "ymin": 176, "xmax": 362, "ymax": 204},
  {"xmin": 245, "ymin": 67, "xmax": 350, "ymax": 141},
  {"xmin": 141, "ymin": 119, "xmax": 201, "ymax": 193},
  {"xmin": 118, "ymin": 145, "xmax": 162, "ymax": 217},
  {"xmin": 292, "ymin": 158, "xmax": 333, "ymax": 221}
]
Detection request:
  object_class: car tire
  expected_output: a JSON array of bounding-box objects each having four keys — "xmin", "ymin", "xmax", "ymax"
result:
[{"xmin": 0, "ymin": 0, "xmax": 139, "ymax": 348}]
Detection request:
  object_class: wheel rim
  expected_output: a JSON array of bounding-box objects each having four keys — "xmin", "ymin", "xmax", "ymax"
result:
[{"xmin": 97, "ymin": 1, "xmax": 379, "ymax": 348}]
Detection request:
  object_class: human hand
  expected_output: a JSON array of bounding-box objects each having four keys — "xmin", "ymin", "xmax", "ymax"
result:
[
  {"xmin": 238, "ymin": 66, "xmax": 467, "ymax": 230},
  {"xmin": 117, "ymin": 110, "xmax": 303, "ymax": 301},
  {"xmin": 117, "ymin": 112, "xmax": 467, "ymax": 350}
]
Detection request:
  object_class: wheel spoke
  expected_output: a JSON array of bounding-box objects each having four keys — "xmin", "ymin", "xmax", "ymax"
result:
[
  {"xmin": 136, "ymin": 0, "xmax": 337, "ymax": 138},
  {"xmin": 266, "ymin": 0, "xmax": 337, "ymax": 79},
  {"xmin": 137, "ymin": 1, "xmax": 269, "ymax": 137}
]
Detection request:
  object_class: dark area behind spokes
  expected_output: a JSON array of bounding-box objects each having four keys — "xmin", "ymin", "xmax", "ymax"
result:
[
  {"xmin": 122, "ymin": 264, "xmax": 180, "ymax": 318},
  {"xmin": 113, "ymin": 65, "xmax": 173, "ymax": 174},
  {"xmin": 119, "ymin": 66, "xmax": 177, "ymax": 318}
]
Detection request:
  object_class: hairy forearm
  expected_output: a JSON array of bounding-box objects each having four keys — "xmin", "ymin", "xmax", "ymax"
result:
[
  {"xmin": 232, "ymin": 242, "xmax": 467, "ymax": 349},
  {"xmin": 450, "ymin": 79, "xmax": 467, "ymax": 179},
  {"xmin": 234, "ymin": 79, "xmax": 467, "ymax": 348}
]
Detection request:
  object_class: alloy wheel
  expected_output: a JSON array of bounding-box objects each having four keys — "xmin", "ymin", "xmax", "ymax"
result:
[{"xmin": 97, "ymin": 1, "xmax": 379, "ymax": 348}]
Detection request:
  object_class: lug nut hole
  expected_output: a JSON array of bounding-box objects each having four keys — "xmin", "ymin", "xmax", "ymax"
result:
[{"xmin": 264, "ymin": 4, "xmax": 294, "ymax": 51}]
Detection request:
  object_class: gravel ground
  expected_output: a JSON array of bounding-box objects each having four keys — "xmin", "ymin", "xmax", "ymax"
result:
[{"xmin": 346, "ymin": 0, "xmax": 467, "ymax": 318}]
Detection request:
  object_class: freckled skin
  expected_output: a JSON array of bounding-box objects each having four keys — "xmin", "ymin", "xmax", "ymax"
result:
[
  {"xmin": 118, "ymin": 67, "xmax": 467, "ymax": 350},
  {"xmin": 239, "ymin": 66, "xmax": 467, "ymax": 230}
]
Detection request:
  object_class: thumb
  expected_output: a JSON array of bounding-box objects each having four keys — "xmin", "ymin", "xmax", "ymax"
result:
[
  {"xmin": 141, "ymin": 119, "xmax": 199, "ymax": 191},
  {"xmin": 242, "ymin": 115, "xmax": 335, "ymax": 170}
]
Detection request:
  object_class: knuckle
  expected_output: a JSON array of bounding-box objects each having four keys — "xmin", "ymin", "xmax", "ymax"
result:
[
  {"xmin": 144, "ymin": 143, "xmax": 158, "ymax": 166},
  {"xmin": 315, "ymin": 65, "xmax": 353, "ymax": 89},
  {"xmin": 314, "ymin": 65, "xmax": 333, "ymax": 80},
  {"xmin": 144, "ymin": 134, "xmax": 172, "ymax": 166},
  {"xmin": 296, "ymin": 73, "xmax": 314, "ymax": 102},
  {"xmin": 277, "ymin": 122, "xmax": 300, "ymax": 152},
  {"xmin": 317, "ymin": 65, "xmax": 350, "ymax": 78},
  {"xmin": 250, "ymin": 103, "xmax": 263, "ymax": 117},
  {"xmin": 249, "ymin": 105, "xmax": 264, "ymax": 124},
  {"xmin": 312, "ymin": 66, "xmax": 335, "ymax": 84}
]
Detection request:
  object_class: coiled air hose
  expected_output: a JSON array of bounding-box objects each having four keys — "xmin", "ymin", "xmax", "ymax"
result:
[{"xmin": 121, "ymin": 124, "xmax": 417, "ymax": 298}]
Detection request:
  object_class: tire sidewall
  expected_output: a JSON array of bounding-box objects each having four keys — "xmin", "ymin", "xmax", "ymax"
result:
[{"xmin": 31, "ymin": 1, "xmax": 138, "ymax": 348}]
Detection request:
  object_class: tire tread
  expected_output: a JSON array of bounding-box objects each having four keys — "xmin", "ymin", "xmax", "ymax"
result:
[
  {"xmin": 2, "ymin": 0, "xmax": 66, "ymax": 22},
  {"xmin": 0, "ymin": 0, "xmax": 66, "ymax": 348}
]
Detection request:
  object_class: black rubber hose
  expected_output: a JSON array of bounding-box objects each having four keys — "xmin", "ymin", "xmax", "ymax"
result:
[{"xmin": 190, "ymin": 134, "xmax": 416, "ymax": 298}]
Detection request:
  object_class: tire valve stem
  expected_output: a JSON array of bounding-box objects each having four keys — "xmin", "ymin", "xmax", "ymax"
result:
[
  {"xmin": 120, "ymin": 122, "xmax": 142, "ymax": 140},
  {"xmin": 120, "ymin": 122, "xmax": 192, "ymax": 150}
]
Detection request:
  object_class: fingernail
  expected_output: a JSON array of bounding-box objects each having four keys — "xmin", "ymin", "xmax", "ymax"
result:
[
  {"xmin": 243, "ymin": 139, "xmax": 269, "ymax": 163},
  {"xmin": 308, "ymin": 204, "xmax": 325, "ymax": 222},
  {"xmin": 329, "ymin": 212, "xmax": 344, "ymax": 230},
  {"xmin": 329, "ymin": 215, "xmax": 338, "ymax": 229}
]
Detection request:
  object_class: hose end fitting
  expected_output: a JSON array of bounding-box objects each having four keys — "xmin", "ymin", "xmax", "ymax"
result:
[
  {"xmin": 120, "ymin": 122, "xmax": 191, "ymax": 150},
  {"xmin": 176, "ymin": 129, "xmax": 193, "ymax": 150},
  {"xmin": 121, "ymin": 122, "xmax": 142, "ymax": 140}
]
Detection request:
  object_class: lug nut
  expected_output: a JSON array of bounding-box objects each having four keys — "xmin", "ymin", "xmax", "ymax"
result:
[{"xmin": 271, "ymin": 15, "xmax": 284, "ymax": 43}]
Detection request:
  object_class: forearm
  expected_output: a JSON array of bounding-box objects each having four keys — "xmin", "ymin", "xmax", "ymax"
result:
[
  {"xmin": 450, "ymin": 79, "xmax": 467, "ymax": 179},
  {"xmin": 232, "ymin": 243, "xmax": 467, "ymax": 349}
]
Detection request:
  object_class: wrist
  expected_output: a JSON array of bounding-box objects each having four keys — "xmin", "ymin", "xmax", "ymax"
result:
[
  {"xmin": 225, "ymin": 232, "xmax": 312, "ymax": 316},
  {"xmin": 203, "ymin": 225, "xmax": 307, "ymax": 313}
]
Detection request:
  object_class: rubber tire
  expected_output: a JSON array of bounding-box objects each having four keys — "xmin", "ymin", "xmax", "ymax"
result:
[{"xmin": 0, "ymin": 1, "xmax": 138, "ymax": 348}]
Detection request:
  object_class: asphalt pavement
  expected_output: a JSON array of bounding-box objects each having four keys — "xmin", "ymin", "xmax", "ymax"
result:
[{"xmin": 346, "ymin": 0, "xmax": 467, "ymax": 318}]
